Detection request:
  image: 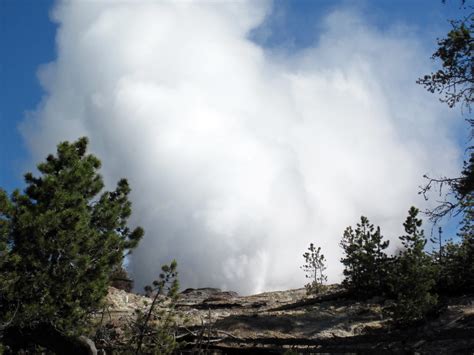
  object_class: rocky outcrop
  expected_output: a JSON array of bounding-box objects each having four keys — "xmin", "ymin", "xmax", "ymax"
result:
[{"xmin": 101, "ymin": 286, "xmax": 474, "ymax": 353}]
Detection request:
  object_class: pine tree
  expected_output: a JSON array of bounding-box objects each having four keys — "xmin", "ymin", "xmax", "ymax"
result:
[
  {"xmin": 301, "ymin": 243, "xmax": 327, "ymax": 295},
  {"xmin": 0, "ymin": 137, "xmax": 143, "ymax": 337},
  {"xmin": 457, "ymin": 192, "xmax": 474, "ymax": 293},
  {"xmin": 340, "ymin": 216, "xmax": 390, "ymax": 298},
  {"xmin": 439, "ymin": 193, "xmax": 474, "ymax": 295},
  {"xmin": 417, "ymin": 7, "xmax": 473, "ymax": 221},
  {"xmin": 417, "ymin": 11, "xmax": 473, "ymax": 111},
  {"xmin": 389, "ymin": 207, "xmax": 438, "ymax": 323}
]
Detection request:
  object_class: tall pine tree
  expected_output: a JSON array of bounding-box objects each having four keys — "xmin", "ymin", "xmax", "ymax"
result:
[{"xmin": 0, "ymin": 137, "xmax": 143, "ymax": 336}]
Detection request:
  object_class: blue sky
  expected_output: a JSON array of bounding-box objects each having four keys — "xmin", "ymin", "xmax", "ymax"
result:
[
  {"xmin": 0, "ymin": 0, "xmax": 469, "ymax": 291},
  {"xmin": 1, "ymin": 0, "xmax": 55, "ymax": 192},
  {"xmin": 253, "ymin": 0, "xmax": 466, "ymax": 49}
]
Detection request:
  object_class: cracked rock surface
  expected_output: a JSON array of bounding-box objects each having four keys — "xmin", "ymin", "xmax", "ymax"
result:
[{"xmin": 101, "ymin": 285, "xmax": 474, "ymax": 353}]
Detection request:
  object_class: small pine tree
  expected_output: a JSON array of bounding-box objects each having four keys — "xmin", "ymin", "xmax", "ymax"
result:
[
  {"xmin": 389, "ymin": 207, "xmax": 438, "ymax": 323},
  {"xmin": 133, "ymin": 260, "xmax": 180, "ymax": 355},
  {"xmin": 301, "ymin": 243, "xmax": 327, "ymax": 294},
  {"xmin": 340, "ymin": 216, "xmax": 390, "ymax": 298}
]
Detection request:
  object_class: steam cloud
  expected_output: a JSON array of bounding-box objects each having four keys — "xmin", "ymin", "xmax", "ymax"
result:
[{"xmin": 22, "ymin": 0, "xmax": 460, "ymax": 294}]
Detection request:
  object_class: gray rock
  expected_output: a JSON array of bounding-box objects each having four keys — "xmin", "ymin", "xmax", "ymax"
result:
[{"xmin": 99, "ymin": 285, "xmax": 474, "ymax": 353}]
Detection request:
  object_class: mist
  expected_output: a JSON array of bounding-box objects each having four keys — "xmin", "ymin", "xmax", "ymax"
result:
[{"xmin": 21, "ymin": 0, "xmax": 460, "ymax": 295}]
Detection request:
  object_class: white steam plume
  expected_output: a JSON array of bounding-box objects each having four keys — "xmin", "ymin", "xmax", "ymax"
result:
[{"xmin": 22, "ymin": 1, "xmax": 460, "ymax": 294}]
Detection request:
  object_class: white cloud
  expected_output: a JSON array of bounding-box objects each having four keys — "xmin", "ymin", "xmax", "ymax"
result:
[{"xmin": 22, "ymin": 0, "xmax": 460, "ymax": 294}]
